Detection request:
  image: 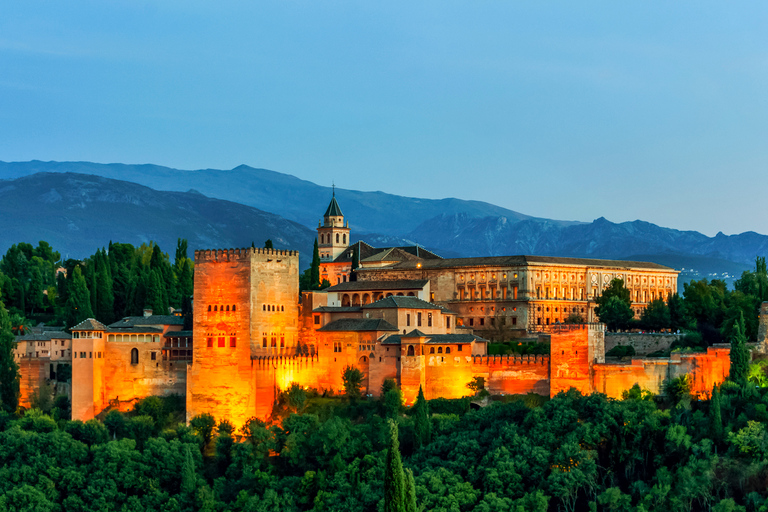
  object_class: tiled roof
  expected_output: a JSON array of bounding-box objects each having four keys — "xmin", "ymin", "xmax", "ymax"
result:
[
  {"xmin": 312, "ymin": 306, "xmax": 363, "ymax": 313},
  {"xmin": 324, "ymin": 196, "xmax": 344, "ymax": 217},
  {"xmin": 333, "ymin": 242, "xmax": 442, "ymax": 265},
  {"xmin": 108, "ymin": 315, "xmax": 184, "ymax": 328},
  {"xmin": 71, "ymin": 318, "xmax": 108, "ymax": 331},
  {"xmin": 380, "ymin": 333, "xmax": 486, "ymax": 345},
  {"xmin": 107, "ymin": 327, "xmax": 163, "ymax": 334},
  {"xmin": 403, "ymin": 329, "xmax": 428, "ymax": 337},
  {"xmin": 317, "ymin": 318, "xmax": 398, "ymax": 332},
  {"xmin": 324, "ymin": 280, "xmax": 429, "ymax": 292},
  {"xmin": 362, "ymin": 296, "xmax": 443, "ymax": 310},
  {"xmin": 16, "ymin": 331, "xmax": 72, "ymax": 341},
  {"xmin": 359, "ymin": 255, "xmax": 674, "ymax": 271},
  {"xmin": 164, "ymin": 330, "xmax": 193, "ymax": 337}
]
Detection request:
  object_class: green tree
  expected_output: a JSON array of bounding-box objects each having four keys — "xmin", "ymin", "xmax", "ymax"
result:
[
  {"xmin": 384, "ymin": 419, "xmax": 406, "ymax": 512},
  {"xmin": 64, "ymin": 266, "xmax": 94, "ymax": 328},
  {"xmin": 264, "ymin": 239, "xmax": 274, "ymax": 249},
  {"xmin": 710, "ymin": 385, "xmax": 723, "ymax": 441},
  {"xmin": 413, "ymin": 385, "xmax": 431, "ymax": 449},
  {"xmin": 729, "ymin": 311, "xmax": 750, "ymax": 385},
  {"xmin": 0, "ymin": 298, "xmax": 20, "ymax": 412},
  {"xmin": 286, "ymin": 382, "xmax": 307, "ymax": 413},
  {"xmin": 342, "ymin": 365, "xmax": 363, "ymax": 400},
  {"xmin": 596, "ymin": 296, "xmax": 634, "ymax": 332},
  {"xmin": 190, "ymin": 413, "xmax": 216, "ymax": 449},
  {"xmin": 310, "ymin": 238, "xmax": 321, "ymax": 290},
  {"xmin": 181, "ymin": 444, "xmax": 198, "ymax": 506},
  {"xmin": 595, "ymin": 278, "xmax": 634, "ymax": 331},
  {"xmin": 404, "ymin": 468, "xmax": 418, "ymax": 512},
  {"xmin": 640, "ymin": 298, "xmax": 671, "ymax": 331}
]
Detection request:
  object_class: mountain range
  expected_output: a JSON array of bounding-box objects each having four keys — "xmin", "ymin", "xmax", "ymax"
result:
[{"xmin": 1, "ymin": 160, "xmax": 766, "ymax": 284}]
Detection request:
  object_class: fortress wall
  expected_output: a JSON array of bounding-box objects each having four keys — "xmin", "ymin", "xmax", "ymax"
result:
[
  {"xmin": 103, "ymin": 341, "xmax": 186, "ymax": 412},
  {"xmin": 549, "ymin": 325, "xmax": 598, "ymax": 397},
  {"xmin": 474, "ymin": 354, "xmax": 550, "ymax": 396},
  {"xmin": 18, "ymin": 359, "xmax": 47, "ymax": 409},
  {"xmin": 604, "ymin": 333, "xmax": 681, "ymax": 355},
  {"xmin": 593, "ymin": 346, "xmax": 731, "ymax": 399}
]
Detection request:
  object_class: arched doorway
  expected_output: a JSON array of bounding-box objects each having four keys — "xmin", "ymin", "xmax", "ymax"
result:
[
  {"xmin": 341, "ymin": 294, "xmax": 351, "ymax": 307},
  {"xmin": 362, "ymin": 293, "xmax": 371, "ymax": 305},
  {"xmin": 352, "ymin": 294, "xmax": 360, "ymax": 306},
  {"xmin": 407, "ymin": 345, "xmax": 415, "ymax": 356}
]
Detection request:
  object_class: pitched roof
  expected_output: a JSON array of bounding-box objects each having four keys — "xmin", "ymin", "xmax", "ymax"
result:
[
  {"xmin": 164, "ymin": 330, "xmax": 193, "ymax": 337},
  {"xmin": 362, "ymin": 296, "xmax": 444, "ymax": 310},
  {"xmin": 359, "ymin": 255, "xmax": 675, "ymax": 271},
  {"xmin": 108, "ymin": 315, "xmax": 184, "ymax": 328},
  {"xmin": 107, "ymin": 327, "xmax": 163, "ymax": 334},
  {"xmin": 317, "ymin": 318, "xmax": 398, "ymax": 332},
  {"xmin": 71, "ymin": 318, "xmax": 108, "ymax": 331},
  {"xmin": 324, "ymin": 195, "xmax": 344, "ymax": 217},
  {"xmin": 16, "ymin": 331, "xmax": 72, "ymax": 341},
  {"xmin": 403, "ymin": 329, "xmax": 429, "ymax": 337},
  {"xmin": 312, "ymin": 306, "xmax": 363, "ymax": 313},
  {"xmin": 332, "ymin": 242, "xmax": 442, "ymax": 264},
  {"xmin": 381, "ymin": 333, "xmax": 486, "ymax": 345},
  {"xmin": 324, "ymin": 280, "xmax": 429, "ymax": 292}
]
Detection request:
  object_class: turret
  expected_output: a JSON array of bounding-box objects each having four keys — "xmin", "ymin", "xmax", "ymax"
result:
[{"xmin": 317, "ymin": 187, "xmax": 351, "ymax": 262}]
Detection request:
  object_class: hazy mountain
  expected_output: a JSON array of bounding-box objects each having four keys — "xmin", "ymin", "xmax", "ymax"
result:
[
  {"xmin": 0, "ymin": 172, "xmax": 316, "ymax": 265},
  {"xmin": 0, "ymin": 161, "xmax": 766, "ymax": 283},
  {"xmin": 0, "ymin": 160, "xmax": 579, "ymax": 236}
]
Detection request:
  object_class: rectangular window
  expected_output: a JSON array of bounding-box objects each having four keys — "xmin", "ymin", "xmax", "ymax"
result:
[
  {"xmin": 512, "ymin": 317, "xmax": 517, "ymax": 326},
  {"xmin": 407, "ymin": 314, "xmax": 411, "ymax": 327},
  {"xmin": 89, "ymin": 352, "xmax": 92, "ymax": 358},
  {"xmin": 480, "ymin": 318, "xmax": 485, "ymax": 326},
  {"xmin": 262, "ymin": 337, "xmax": 267, "ymax": 348},
  {"xmin": 207, "ymin": 337, "xmax": 213, "ymax": 348},
  {"xmin": 151, "ymin": 352, "xmax": 156, "ymax": 361},
  {"xmin": 417, "ymin": 312, "xmax": 422, "ymax": 327},
  {"xmin": 314, "ymin": 315, "xmax": 320, "ymax": 325},
  {"xmin": 469, "ymin": 318, "xmax": 474, "ymax": 327},
  {"xmin": 280, "ymin": 337, "xmax": 285, "ymax": 348},
  {"xmin": 271, "ymin": 337, "xmax": 277, "ymax": 347},
  {"xmin": 428, "ymin": 313, "xmax": 432, "ymax": 327},
  {"xmin": 458, "ymin": 344, "xmax": 462, "ymax": 352},
  {"xmin": 218, "ymin": 337, "xmax": 225, "ymax": 348},
  {"xmin": 230, "ymin": 337, "xmax": 236, "ymax": 348},
  {"xmin": 446, "ymin": 317, "xmax": 451, "ymax": 328}
]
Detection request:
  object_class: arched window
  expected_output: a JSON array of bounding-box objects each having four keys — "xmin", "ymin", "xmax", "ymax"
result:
[
  {"xmin": 446, "ymin": 347, "xmax": 451, "ymax": 354},
  {"xmin": 281, "ymin": 305, "xmax": 284, "ymax": 312},
  {"xmin": 407, "ymin": 345, "xmax": 415, "ymax": 356},
  {"xmin": 130, "ymin": 348, "xmax": 139, "ymax": 365},
  {"xmin": 208, "ymin": 305, "xmax": 211, "ymax": 311},
  {"xmin": 233, "ymin": 305, "xmax": 236, "ymax": 311},
  {"xmin": 343, "ymin": 234, "xmax": 346, "ymax": 244},
  {"xmin": 226, "ymin": 305, "xmax": 230, "ymax": 311},
  {"xmin": 437, "ymin": 347, "xmax": 443, "ymax": 354},
  {"xmin": 214, "ymin": 305, "xmax": 217, "ymax": 312},
  {"xmin": 430, "ymin": 347, "xmax": 435, "ymax": 354},
  {"xmin": 336, "ymin": 233, "xmax": 339, "ymax": 243}
]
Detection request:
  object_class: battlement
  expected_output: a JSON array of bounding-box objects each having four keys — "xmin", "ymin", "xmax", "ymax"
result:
[
  {"xmin": 548, "ymin": 323, "xmax": 605, "ymax": 333},
  {"xmin": 472, "ymin": 354, "xmax": 549, "ymax": 365},
  {"xmin": 194, "ymin": 247, "xmax": 300, "ymax": 262}
]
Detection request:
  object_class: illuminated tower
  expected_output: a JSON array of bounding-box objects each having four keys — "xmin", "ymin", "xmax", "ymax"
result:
[{"xmin": 317, "ymin": 187, "xmax": 350, "ymax": 262}]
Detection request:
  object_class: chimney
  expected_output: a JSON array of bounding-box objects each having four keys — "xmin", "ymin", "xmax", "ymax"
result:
[{"xmin": 143, "ymin": 308, "xmax": 153, "ymax": 317}]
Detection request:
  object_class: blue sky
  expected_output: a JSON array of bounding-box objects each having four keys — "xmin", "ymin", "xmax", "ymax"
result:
[{"xmin": 1, "ymin": 2, "xmax": 766, "ymax": 236}]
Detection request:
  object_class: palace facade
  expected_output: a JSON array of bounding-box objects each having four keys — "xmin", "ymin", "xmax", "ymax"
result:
[{"xmin": 52, "ymin": 194, "xmax": 732, "ymax": 426}]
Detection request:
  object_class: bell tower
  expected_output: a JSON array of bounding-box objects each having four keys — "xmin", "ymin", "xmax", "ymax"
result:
[{"xmin": 317, "ymin": 186, "xmax": 350, "ymax": 262}]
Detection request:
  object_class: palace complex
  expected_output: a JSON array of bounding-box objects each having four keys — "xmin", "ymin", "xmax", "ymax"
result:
[{"xmin": 15, "ymin": 194, "xmax": 744, "ymax": 427}]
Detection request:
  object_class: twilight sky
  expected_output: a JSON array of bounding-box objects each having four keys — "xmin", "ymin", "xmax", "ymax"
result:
[{"xmin": 1, "ymin": 2, "xmax": 766, "ymax": 236}]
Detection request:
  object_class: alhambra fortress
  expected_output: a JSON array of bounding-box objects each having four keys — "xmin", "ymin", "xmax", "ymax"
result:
[{"xmin": 16, "ymin": 195, "xmax": 764, "ymax": 427}]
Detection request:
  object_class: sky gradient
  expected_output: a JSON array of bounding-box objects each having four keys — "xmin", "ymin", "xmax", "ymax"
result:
[{"xmin": 1, "ymin": 2, "xmax": 766, "ymax": 237}]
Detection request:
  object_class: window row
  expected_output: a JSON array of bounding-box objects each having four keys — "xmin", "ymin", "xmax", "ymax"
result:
[
  {"xmin": 73, "ymin": 331, "xmax": 103, "ymax": 339},
  {"xmin": 108, "ymin": 334, "xmax": 161, "ymax": 343},
  {"xmin": 208, "ymin": 304, "xmax": 237, "ymax": 312},
  {"xmin": 319, "ymin": 233, "xmax": 347, "ymax": 245},
  {"xmin": 74, "ymin": 351, "xmax": 102, "ymax": 359},
  {"xmin": 206, "ymin": 336, "xmax": 237, "ymax": 348},
  {"xmin": 262, "ymin": 335, "xmax": 285, "ymax": 348},
  {"xmin": 405, "ymin": 312, "xmax": 433, "ymax": 328},
  {"xmin": 263, "ymin": 304, "xmax": 285, "ymax": 312},
  {"xmin": 462, "ymin": 317, "xmax": 517, "ymax": 327}
]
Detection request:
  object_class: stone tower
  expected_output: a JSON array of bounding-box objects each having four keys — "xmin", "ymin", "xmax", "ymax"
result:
[
  {"xmin": 317, "ymin": 189, "xmax": 350, "ymax": 262},
  {"xmin": 187, "ymin": 247, "xmax": 300, "ymax": 427}
]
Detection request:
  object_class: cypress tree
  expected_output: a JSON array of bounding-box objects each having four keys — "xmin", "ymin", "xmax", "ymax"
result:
[
  {"xmin": 384, "ymin": 419, "xmax": 406, "ymax": 512},
  {"xmin": 65, "ymin": 266, "xmax": 94, "ymax": 328},
  {"xmin": 0, "ymin": 298, "xmax": 20, "ymax": 412},
  {"xmin": 413, "ymin": 385, "xmax": 431, "ymax": 449},
  {"xmin": 95, "ymin": 251, "xmax": 115, "ymax": 323},
  {"xmin": 710, "ymin": 385, "xmax": 723, "ymax": 441},
  {"xmin": 404, "ymin": 468, "xmax": 417, "ymax": 512},
  {"xmin": 310, "ymin": 238, "xmax": 321, "ymax": 290},
  {"xmin": 180, "ymin": 445, "xmax": 197, "ymax": 511},
  {"xmin": 729, "ymin": 311, "xmax": 750, "ymax": 385}
]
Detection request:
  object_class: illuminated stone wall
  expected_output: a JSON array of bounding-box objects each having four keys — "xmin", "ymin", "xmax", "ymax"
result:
[
  {"xmin": 605, "ymin": 333, "xmax": 682, "ymax": 356},
  {"xmin": 593, "ymin": 346, "xmax": 731, "ymax": 399},
  {"xmin": 71, "ymin": 337, "xmax": 105, "ymax": 421},
  {"xmin": 18, "ymin": 359, "xmax": 47, "ymax": 409}
]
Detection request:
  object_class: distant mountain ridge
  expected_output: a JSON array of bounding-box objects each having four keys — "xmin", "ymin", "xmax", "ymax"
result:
[
  {"xmin": 0, "ymin": 161, "xmax": 766, "ymax": 282},
  {"xmin": 0, "ymin": 172, "xmax": 317, "ymax": 265}
]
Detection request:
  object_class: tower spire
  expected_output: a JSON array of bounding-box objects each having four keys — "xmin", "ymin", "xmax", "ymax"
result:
[{"xmin": 332, "ymin": 182, "xmax": 335, "ymax": 197}]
